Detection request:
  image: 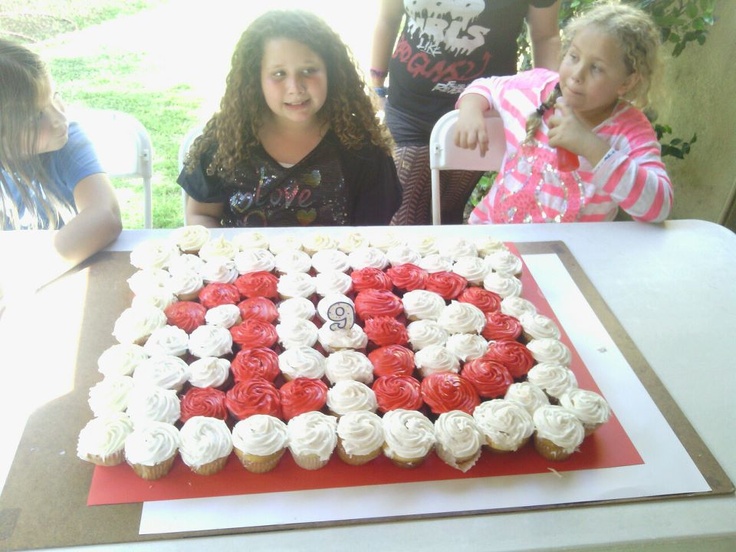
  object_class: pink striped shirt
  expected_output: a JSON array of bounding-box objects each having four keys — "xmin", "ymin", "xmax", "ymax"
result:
[{"xmin": 459, "ymin": 69, "xmax": 672, "ymax": 224}]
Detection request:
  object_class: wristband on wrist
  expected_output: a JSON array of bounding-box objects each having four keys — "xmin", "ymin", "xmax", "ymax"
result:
[
  {"xmin": 370, "ymin": 68, "xmax": 388, "ymax": 79},
  {"xmin": 373, "ymin": 86, "xmax": 388, "ymax": 98}
]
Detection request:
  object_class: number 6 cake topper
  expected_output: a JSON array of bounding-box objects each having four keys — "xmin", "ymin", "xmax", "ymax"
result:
[{"xmin": 326, "ymin": 301, "xmax": 355, "ymax": 331}]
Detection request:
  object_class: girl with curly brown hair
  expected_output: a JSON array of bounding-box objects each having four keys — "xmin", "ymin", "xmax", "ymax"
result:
[{"xmin": 179, "ymin": 10, "xmax": 401, "ymax": 228}]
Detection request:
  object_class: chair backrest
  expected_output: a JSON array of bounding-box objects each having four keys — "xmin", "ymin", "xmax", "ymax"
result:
[
  {"xmin": 178, "ymin": 125, "xmax": 204, "ymax": 223},
  {"xmin": 429, "ymin": 109, "xmax": 506, "ymax": 225},
  {"xmin": 69, "ymin": 107, "xmax": 154, "ymax": 228}
]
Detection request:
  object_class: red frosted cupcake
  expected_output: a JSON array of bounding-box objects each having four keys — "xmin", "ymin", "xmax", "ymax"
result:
[
  {"xmin": 424, "ymin": 271, "xmax": 468, "ymax": 301},
  {"xmin": 234, "ymin": 271, "xmax": 279, "ymax": 299},
  {"xmin": 368, "ymin": 344, "xmax": 415, "ymax": 377},
  {"xmin": 420, "ymin": 372, "xmax": 480, "ymax": 415},
  {"xmin": 351, "ymin": 267, "xmax": 393, "ymax": 293},
  {"xmin": 279, "ymin": 377, "xmax": 329, "ymax": 421},
  {"xmin": 386, "ymin": 263, "xmax": 428, "ymax": 293},
  {"xmin": 230, "ymin": 319, "xmax": 278, "ymax": 349},
  {"xmin": 198, "ymin": 282, "xmax": 241, "ymax": 309},
  {"xmin": 231, "ymin": 347, "xmax": 280, "ymax": 383},
  {"xmin": 481, "ymin": 311, "xmax": 523, "ymax": 342},
  {"xmin": 372, "ymin": 375, "xmax": 423, "ymax": 414},
  {"xmin": 461, "ymin": 358, "xmax": 514, "ymax": 398},
  {"xmin": 225, "ymin": 377, "xmax": 282, "ymax": 420},
  {"xmin": 164, "ymin": 301, "xmax": 206, "ymax": 333},
  {"xmin": 484, "ymin": 340, "xmax": 535, "ymax": 379},
  {"xmin": 457, "ymin": 287, "xmax": 502, "ymax": 314},
  {"xmin": 180, "ymin": 386, "xmax": 228, "ymax": 423},
  {"xmin": 236, "ymin": 297, "xmax": 278, "ymax": 323},
  {"xmin": 354, "ymin": 289, "xmax": 403, "ymax": 320},
  {"xmin": 364, "ymin": 316, "xmax": 409, "ymax": 347}
]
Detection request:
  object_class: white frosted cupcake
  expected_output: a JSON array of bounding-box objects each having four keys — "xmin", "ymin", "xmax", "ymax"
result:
[
  {"xmin": 97, "ymin": 343, "xmax": 149, "ymax": 377},
  {"xmin": 526, "ymin": 338, "xmax": 573, "ymax": 367},
  {"xmin": 142, "ymin": 325, "xmax": 189, "ymax": 358},
  {"xmin": 337, "ymin": 231, "xmax": 368, "ymax": 253},
  {"xmin": 347, "ymin": 247, "xmax": 389, "ymax": 270},
  {"xmin": 287, "ymin": 411, "xmax": 338, "ymax": 470},
  {"xmin": 385, "ymin": 244, "xmax": 421, "ymax": 267},
  {"xmin": 131, "ymin": 289, "xmax": 178, "ymax": 311},
  {"xmin": 434, "ymin": 410, "xmax": 483, "ymax": 472},
  {"xmin": 231, "ymin": 230, "xmax": 270, "ymax": 251},
  {"xmin": 77, "ymin": 412, "xmax": 134, "ymax": 466},
  {"xmin": 367, "ymin": 230, "xmax": 402, "ymax": 252},
  {"xmin": 451, "ymin": 256, "xmax": 489, "ymax": 285},
  {"xmin": 198, "ymin": 235, "xmax": 237, "ymax": 262},
  {"xmin": 444, "ymin": 333, "xmax": 488, "ymax": 362},
  {"xmin": 178, "ymin": 416, "xmax": 233, "ymax": 475},
  {"xmin": 519, "ymin": 312, "xmax": 561, "ymax": 341},
  {"xmin": 406, "ymin": 319, "xmax": 449, "ymax": 350},
  {"xmin": 324, "ymin": 350, "xmax": 374, "ymax": 385},
  {"xmin": 302, "ymin": 232, "xmax": 339, "ymax": 255},
  {"xmin": 199, "ymin": 258, "xmax": 238, "ymax": 284},
  {"xmin": 474, "ymin": 236, "xmax": 509, "ymax": 257},
  {"xmin": 274, "ymin": 249, "xmax": 312, "ymax": 274},
  {"xmin": 126, "ymin": 384, "xmax": 181, "ymax": 426},
  {"xmin": 504, "ymin": 381, "xmax": 550, "ymax": 415},
  {"xmin": 437, "ymin": 301, "xmax": 486, "ymax": 334},
  {"xmin": 233, "ymin": 248, "xmax": 276, "ymax": 275},
  {"xmin": 472, "ymin": 399, "xmax": 534, "ymax": 453},
  {"xmin": 382, "ymin": 409, "xmax": 436, "ymax": 469},
  {"xmin": 277, "ymin": 272, "xmax": 317, "ymax": 300},
  {"xmin": 484, "ymin": 249, "xmax": 523, "ymax": 276},
  {"xmin": 188, "ymin": 324, "xmax": 233, "ymax": 358},
  {"xmin": 132, "ymin": 355, "xmax": 189, "ymax": 392},
  {"xmin": 533, "ymin": 404, "xmax": 585, "ymax": 461},
  {"xmin": 268, "ymin": 234, "xmax": 303, "ymax": 254},
  {"xmin": 167, "ymin": 253, "xmax": 205, "ymax": 276},
  {"xmin": 166, "ymin": 269, "xmax": 204, "ymax": 302},
  {"xmin": 482, "ymin": 272, "xmax": 522, "ymax": 298},
  {"xmin": 171, "ymin": 224, "xmax": 210, "ymax": 254},
  {"xmin": 232, "ymin": 414, "xmax": 289, "ymax": 473},
  {"xmin": 130, "ymin": 238, "xmax": 180, "ymax": 270},
  {"xmin": 127, "ymin": 268, "xmax": 172, "ymax": 296},
  {"xmin": 437, "ymin": 237, "xmax": 478, "ymax": 261},
  {"xmin": 278, "ymin": 346, "xmax": 327, "ymax": 381},
  {"xmin": 336, "ymin": 411, "xmax": 384, "ymax": 465},
  {"xmin": 125, "ymin": 421, "xmax": 181, "ymax": 480},
  {"xmin": 188, "ymin": 356, "xmax": 231, "ymax": 389},
  {"xmin": 204, "ymin": 303, "xmax": 242, "ymax": 329},
  {"xmin": 558, "ymin": 388, "xmax": 611, "ymax": 436},
  {"xmin": 277, "ymin": 297, "xmax": 316, "ymax": 321},
  {"xmin": 311, "ymin": 249, "xmax": 351, "ymax": 273},
  {"xmin": 401, "ymin": 289, "xmax": 446, "ymax": 321},
  {"xmin": 500, "ymin": 296, "xmax": 537, "ymax": 318},
  {"xmin": 326, "ymin": 380, "xmax": 378, "ymax": 416},
  {"xmin": 317, "ymin": 324, "xmax": 368, "ymax": 353},
  {"xmin": 314, "ymin": 271, "xmax": 353, "ymax": 296},
  {"xmin": 88, "ymin": 375, "xmax": 135, "ymax": 417},
  {"xmin": 112, "ymin": 305, "xmax": 167, "ymax": 345},
  {"xmin": 526, "ymin": 362, "xmax": 578, "ymax": 402},
  {"xmin": 275, "ymin": 318, "xmax": 319, "ymax": 349},
  {"xmin": 416, "ymin": 253, "xmax": 453, "ymax": 273},
  {"xmin": 414, "ymin": 345, "xmax": 460, "ymax": 378}
]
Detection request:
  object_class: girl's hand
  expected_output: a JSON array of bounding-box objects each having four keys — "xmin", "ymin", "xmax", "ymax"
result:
[
  {"xmin": 453, "ymin": 94, "xmax": 492, "ymax": 157},
  {"xmin": 547, "ymin": 98, "xmax": 591, "ymax": 153}
]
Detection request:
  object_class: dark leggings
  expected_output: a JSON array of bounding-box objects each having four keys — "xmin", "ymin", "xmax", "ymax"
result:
[{"xmin": 389, "ymin": 144, "xmax": 485, "ymax": 226}]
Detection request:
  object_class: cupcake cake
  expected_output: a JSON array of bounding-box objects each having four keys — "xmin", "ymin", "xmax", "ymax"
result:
[
  {"xmin": 287, "ymin": 411, "xmax": 338, "ymax": 470},
  {"xmin": 231, "ymin": 414, "xmax": 289, "ymax": 473},
  {"xmin": 336, "ymin": 411, "xmax": 385, "ymax": 465},
  {"xmin": 178, "ymin": 416, "xmax": 233, "ymax": 475},
  {"xmin": 382, "ymin": 409, "xmax": 436, "ymax": 469},
  {"xmin": 473, "ymin": 399, "xmax": 535, "ymax": 453},
  {"xmin": 77, "ymin": 412, "xmax": 134, "ymax": 466},
  {"xmin": 434, "ymin": 410, "xmax": 483, "ymax": 472},
  {"xmin": 532, "ymin": 404, "xmax": 585, "ymax": 461},
  {"xmin": 124, "ymin": 421, "xmax": 181, "ymax": 480}
]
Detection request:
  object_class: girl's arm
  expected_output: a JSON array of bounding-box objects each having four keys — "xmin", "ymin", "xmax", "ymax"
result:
[
  {"xmin": 527, "ymin": 1, "xmax": 562, "ymax": 71},
  {"xmin": 370, "ymin": 0, "xmax": 404, "ymax": 89},
  {"xmin": 185, "ymin": 196, "xmax": 224, "ymax": 228},
  {"xmin": 454, "ymin": 88, "xmax": 498, "ymax": 157}
]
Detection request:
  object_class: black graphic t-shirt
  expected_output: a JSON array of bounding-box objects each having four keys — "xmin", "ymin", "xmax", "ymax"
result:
[
  {"xmin": 387, "ymin": 0, "xmax": 557, "ymax": 137},
  {"xmin": 178, "ymin": 131, "xmax": 402, "ymax": 227}
]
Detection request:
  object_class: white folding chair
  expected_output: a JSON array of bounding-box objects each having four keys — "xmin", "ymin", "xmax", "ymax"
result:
[
  {"xmin": 429, "ymin": 109, "xmax": 506, "ymax": 225},
  {"xmin": 70, "ymin": 107, "xmax": 154, "ymax": 228},
  {"xmin": 178, "ymin": 125, "xmax": 204, "ymax": 224}
]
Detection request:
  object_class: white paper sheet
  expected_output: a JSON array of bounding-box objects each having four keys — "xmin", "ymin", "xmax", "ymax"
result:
[{"xmin": 139, "ymin": 253, "xmax": 709, "ymax": 535}]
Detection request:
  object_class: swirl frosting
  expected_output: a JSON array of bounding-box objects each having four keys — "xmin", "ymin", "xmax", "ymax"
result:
[
  {"xmin": 237, "ymin": 297, "xmax": 278, "ymax": 323},
  {"xmin": 77, "ymin": 412, "xmax": 134, "ymax": 463},
  {"xmin": 198, "ymin": 236, "xmax": 237, "ymax": 262},
  {"xmin": 127, "ymin": 268, "xmax": 172, "ymax": 296},
  {"xmin": 325, "ymin": 350, "xmax": 374, "ymax": 385},
  {"xmin": 437, "ymin": 237, "xmax": 478, "ymax": 260},
  {"xmin": 420, "ymin": 372, "xmax": 480, "ymax": 415},
  {"xmin": 180, "ymin": 387, "xmax": 228, "ymax": 422},
  {"xmin": 233, "ymin": 272, "xmax": 279, "ymax": 300},
  {"xmin": 401, "ymin": 289, "xmax": 446, "ymax": 321},
  {"xmin": 88, "ymin": 375, "xmax": 135, "ymax": 416},
  {"xmin": 231, "ymin": 347, "xmax": 279, "ymax": 382},
  {"xmin": 178, "ymin": 416, "xmax": 233, "ymax": 469},
  {"xmin": 164, "ymin": 301, "xmax": 206, "ymax": 333},
  {"xmin": 143, "ymin": 325, "xmax": 189, "ymax": 357},
  {"xmin": 472, "ymin": 399, "xmax": 535, "ymax": 452},
  {"xmin": 274, "ymin": 249, "xmax": 312, "ymax": 274},
  {"xmin": 198, "ymin": 282, "xmax": 241, "ymax": 309},
  {"xmin": 314, "ymin": 271, "xmax": 354, "ymax": 296},
  {"xmin": 504, "ymin": 381, "xmax": 550, "ymax": 414},
  {"xmin": 130, "ymin": 238, "xmax": 180, "ymax": 270},
  {"xmin": 287, "ymin": 411, "xmax": 338, "ymax": 460},
  {"xmin": 275, "ymin": 318, "xmax": 319, "ymax": 349},
  {"xmin": 364, "ymin": 316, "xmax": 409, "ymax": 347},
  {"xmin": 457, "ymin": 287, "xmax": 502, "ymax": 314},
  {"xmin": 500, "ymin": 296, "xmax": 538, "ymax": 318},
  {"xmin": 132, "ymin": 355, "xmax": 189, "ymax": 391},
  {"xmin": 188, "ymin": 356, "xmax": 231, "ymax": 388},
  {"xmin": 124, "ymin": 421, "xmax": 180, "ymax": 466},
  {"xmin": 385, "ymin": 245, "xmax": 422, "ymax": 267},
  {"xmin": 382, "ymin": 409, "xmax": 435, "ymax": 461},
  {"xmin": 533, "ymin": 404, "xmax": 585, "ymax": 454},
  {"xmin": 482, "ymin": 272, "xmax": 522, "ymax": 299},
  {"xmin": 167, "ymin": 270, "xmax": 204, "ymax": 300},
  {"xmin": 204, "ymin": 303, "xmax": 242, "ymax": 328},
  {"xmin": 311, "ymin": 248, "xmax": 351, "ymax": 273},
  {"xmin": 526, "ymin": 362, "xmax": 579, "ymax": 399},
  {"xmin": 445, "ymin": 333, "xmax": 488, "ymax": 362},
  {"xmin": 481, "ymin": 311, "xmax": 523, "ymax": 341},
  {"xmin": 230, "ymin": 319, "xmax": 278, "ymax": 349},
  {"xmin": 406, "ymin": 319, "xmax": 449, "ymax": 350},
  {"xmin": 317, "ymin": 324, "xmax": 368, "ymax": 353},
  {"xmin": 372, "ymin": 375, "xmax": 423, "ymax": 413},
  {"xmin": 425, "ymin": 271, "xmax": 468, "ymax": 300},
  {"xmin": 368, "ymin": 344, "xmax": 415, "ymax": 377},
  {"xmin": 519, "ymin": 312, "xmax": 561, "ymax": 341},
  {"xmin": 461, "ymin": 358, "xmax": 514, "ymax": 398},
  {"xmin": 414, "ymin": 344, "xmax": 460, "ymax": 377},
  {"xmin": 526, "ymin": 338, "xmax": 573, "ymax": 366},
  {"xmin": 354, "ymin": 289, "xmax": 404, "ymax": 320},
  {"xmin": 386, "ymin": 263, "xmax": 428, "ymax": 292},
  {"xmin": 350, "ymin": 267, "xmax": 393, "ymax": 293},
  {"xmin": 188, "ymin": 325, "xmax": 233, "ymax": 358},
  {"xmin": 199, "ymin": 258, "xmax": 238, "ymax": 284},
  {"xmin": 326, "ymin": 380, "xmax": 378, "ymax": 416},
  {"xmin": 231, "ymin": 230, "xmax": 270, "ymax": 251},
  {"xmin": 233, "ymin": 248, "xmax": 276, "ymax": 274},
  {"xmin": 438, "ymin": 301, "xmax": 486, "ymax": 335},
  {"xmin": 558, "ymin": 388, "xmax": 611, "ymax": 433},
  {"xmin": 112, "ymin": 305, "xmax": 167, "ymax": 345},
  {"xmin": 277, "ymin": 272, "xmax": 317, "ymax": 299},
  {"xmin": 302, "ymin": 232, "xmax": 339, "ymax": 255},
  {"xmin": 484, "ymin": 250, "xmax": 523, "ymax": 276},
  {"xmin": 451, "ymin": 256, "xmax": 489, "ymax": 286},
  {"xmin": 279, "ymin": 377, "xmax": 329, "ymax": 420},
  {"xmin": 231, "ymin": 414, "xmax": 288, "ymax": 456},
  {"xmin": 126, "ymin": 384, "xmax": 181, "ymax": 426},
  {"xmin": 268, "ymin": 234, "xmax": 303, "ymax": 254},
  {"xmin": 417, "ymin": 253, "xmax": 453, "ymax": 274},
  {"xmin": 337, "ymin": 231, "xmax": 368, "ymax": 253},
  {"xmin": 278, "ymin": 346, "xmax": 327, "ymax": 381},
  {"xmin": 225, "ymin": 377, "xmax": 282, "ymax": 420},
  {"xmin": 484, "ymin": 340, "xmax": 536, "ymax": 379},
  {"xmin": 348, "ymin": 247, "xmax": 389, "ymax": 270},
  {"xmin": 277, "ymin": 297, "xmax": 316, "ymax": 321},
  {"xmin": 97, "ymin": 343, "xmax": 149, "ymax": 377},
  {"xmin": 171, "ymin": 224, "xmax": 211, "ymax": 253},
  {"xmin": 434, "ymin": 410, "xmax": 483, "ymax": 471},
  {"xmin": 336, "ymin": 411, "xmax": 385, "ymax": 456}
]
